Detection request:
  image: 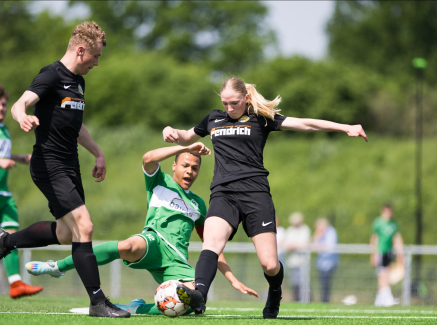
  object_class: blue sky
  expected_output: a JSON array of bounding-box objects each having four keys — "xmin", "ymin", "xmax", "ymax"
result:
[{"xmin": 30, "ymin": 1, "xmax": 335, "ymax": 59}]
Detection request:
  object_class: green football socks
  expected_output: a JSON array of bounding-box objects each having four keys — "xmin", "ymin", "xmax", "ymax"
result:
[
  {"xmin": 57, "ymin": 240, "xmax": 120, "ymax": 272},
  {"xmin": 3, "ymin": 248, "xmax": 20, "ymax": 277}
]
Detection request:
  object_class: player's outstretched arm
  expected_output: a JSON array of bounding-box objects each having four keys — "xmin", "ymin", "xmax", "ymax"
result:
[
  {"xmin": 280, "ymin": 117, "xmax": 368, "ymax": 142},
  {"xmin": 143, "ymin": 142, "xmax": 210, "ymax": 174},
  {"xmin": 11, "ymin": 154, "xmax": 31, "ymax": 165},
  {"xmin": 11, "ymin": 91, "xmax": 40, "ymax": 133},
  {"xmin": 217, "ymin": 252, "xmax": 259, "ymax": 298},
  {"xmin": 163, "ymin": 127, "xmax": 201, "ymax": 146},
  {"xmin": 77, "ymin": 124, "xmax": 106, "ymax": 182}
]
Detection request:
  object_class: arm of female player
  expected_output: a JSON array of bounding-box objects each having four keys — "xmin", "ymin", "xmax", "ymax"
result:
[
  {"xmin": 280, "ymin": 117, "xmax": 368, "ymax": 142},
  {"xmin": 196, "ymin": 227, "xmax": 259, "ymax": 298},
  {"xmin": 143, "ymin": 142, "xmax": 211, "ymax": 174},
  {"xmin": 11, "ymin": 90, "xmax": 40, "ymax": 132},
  {"xmin": 77, "ymin": 124, "xmax": 106, "ymax": 182},
  {"xmin": 163, "ymin": 127, "xmax": 201, "ymax": 146}
]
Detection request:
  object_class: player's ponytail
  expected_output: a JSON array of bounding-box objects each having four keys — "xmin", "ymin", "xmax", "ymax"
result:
[{"xmin": 221, "ymin": 78, "xmax": 281, "ymax": 121}]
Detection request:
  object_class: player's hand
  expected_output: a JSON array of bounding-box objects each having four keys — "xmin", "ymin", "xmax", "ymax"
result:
[
  {"xmin": 231, "ymin": 280, "xmax": 259, "ymax": 298},
  {"xmin": 20, "ymin": 115, "xmax": 40, "ymax": 133},
  {"xmin": 346, "ymin": 124, "xmax": 368, "ymax": 142},
  {"xmin": 163, "ymin": 126, "xmax": 179, "ymax": 143},
  {"xmin": 0, "ymin": 158, "xmax": 16, "ymax": 170},
  {"xmin": 187, "ymin": 142, "xmax": 211, "ymax": 156},
  {"xmin": 92, "ymin": 156, "xmax": 106, "ymax": 182}
]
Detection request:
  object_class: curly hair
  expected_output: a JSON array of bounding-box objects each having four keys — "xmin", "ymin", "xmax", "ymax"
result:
[
  {"xmin": 68, "ymin": 21, "xmax": 106, "ymax": 50},
  {"xmin": 221, "ymin": 77, "xmax": 281, "ymax": 121},
  {"xmin": 0, "ymin": 85, "xmax": 9, "ymax": 100}
]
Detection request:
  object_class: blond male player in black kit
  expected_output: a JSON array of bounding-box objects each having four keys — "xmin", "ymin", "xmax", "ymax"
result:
[
  {"xmin": 0, "ymin": 22, "xmax": 129, "ymax": 318},
  {"xmin": 164, "ymin": 77, "xmax": 368, "ymax": 318}
]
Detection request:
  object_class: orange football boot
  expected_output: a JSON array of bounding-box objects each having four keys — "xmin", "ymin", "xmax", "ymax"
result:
[{"xmin": 9, "ymin": 280, "xmax": 43, "ymax": 299}]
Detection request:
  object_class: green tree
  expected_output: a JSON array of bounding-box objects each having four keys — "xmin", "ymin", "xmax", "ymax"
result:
[
  {"xmin": 327, "ymin": 1, "xmax": 437, "ymax": 83},
  {"xmin": 69, "ymin": 0, "xmax": 276, "ymax": 72}
]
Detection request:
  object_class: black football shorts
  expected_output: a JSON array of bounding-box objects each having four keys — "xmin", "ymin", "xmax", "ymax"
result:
[
  {"xmin": 206, "ymin": 191, "xmax": 276, "ymax": 240},
  {"xmin": 30, "ymin": 161, "xmax": 85, "ymax": 219}
]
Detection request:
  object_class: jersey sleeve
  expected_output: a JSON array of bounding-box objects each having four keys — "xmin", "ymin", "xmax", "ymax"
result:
[
  {"xmin": 265, "ymin": 114, "xmax": 286, "ymax": 131},
  {"xmin": 27, "ymin": 67, "xmax": 59, "ymax": 100},
  {"xmin": 193, "ymin": 113, "xmax": 211, "ymax": 137},
  {"xmin": 143, "ymin": 163, "xmax": 165, "ymax": 194}
]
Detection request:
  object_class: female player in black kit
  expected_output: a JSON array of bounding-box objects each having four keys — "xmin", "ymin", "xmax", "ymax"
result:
[
  {"xmin": 0, "ymin": 22, "xmax": 129, "ymax": 318},
  {"xmin": 163, "ymin": 77, "xmax": 368, "ymax": 318}
]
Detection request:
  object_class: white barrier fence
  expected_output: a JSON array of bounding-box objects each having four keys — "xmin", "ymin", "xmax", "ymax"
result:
[{"xmin": 1, "ymin": 243, "xmax": 436, "ymax": 305}]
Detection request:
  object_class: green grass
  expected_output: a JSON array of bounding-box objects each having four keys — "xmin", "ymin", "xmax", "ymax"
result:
[{"xmin": 1, "ymin": 295, "xmax": 437, "ymax": 324}]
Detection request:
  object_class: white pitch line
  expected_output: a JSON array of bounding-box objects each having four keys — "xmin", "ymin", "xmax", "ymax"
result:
[
  {"xmin": 1, "ymin": 311, "xmax": 437, "ymax": 319},
  {"xmin": 207, "ymin": 307, "xmax": 437, "ymax": 314}
]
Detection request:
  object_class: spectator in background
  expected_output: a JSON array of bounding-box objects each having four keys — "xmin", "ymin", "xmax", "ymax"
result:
[
  {"xmin": 370, "ymin": 203, "xmax": 403, "ymax": 307},
  {"xmin": 275, "ymin": 216, "xmax": 286, "ymax": 267},
  {"xmin": 313, "ymin": 218, "xmax": 338, "ymax": 303},
  {"xmin": 285, "ymin": 212, "xmax": 310, "ymax": 302}
]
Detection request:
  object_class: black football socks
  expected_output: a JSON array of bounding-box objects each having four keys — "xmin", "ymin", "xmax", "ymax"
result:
[
  {"xmin": 6, "ymin": 221, "xmax": 60, "ymax": 248},
  {"xmin": 195, "ymin": 249, "xmax": 219, "ymax": 300},
  {"xmin": 264, "ymin": 261, "xmax": 284, "ymax": 289},
  {"xmin": 72, "ymin": 242, "xmax": 106, "ymax": 304}
]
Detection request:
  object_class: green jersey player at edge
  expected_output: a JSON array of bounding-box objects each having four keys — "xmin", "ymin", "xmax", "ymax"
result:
[{"xmin": 26, "ymin": 142, "xmax": 258, "ymax": 315}]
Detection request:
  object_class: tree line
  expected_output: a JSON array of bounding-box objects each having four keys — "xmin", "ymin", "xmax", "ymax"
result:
[{"xmin": 1, "ymin": 1, "xmax": 436, "ymax": 136}]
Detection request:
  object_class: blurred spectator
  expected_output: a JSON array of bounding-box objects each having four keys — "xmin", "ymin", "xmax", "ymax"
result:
[
  {"xmin": 370, "ymin": 203, "xmax": 404, "ymax": 307},
  {"xmin": 313, "ymin": 218, "xmax": 338, "ymax": 303},
  {"xmin": 275, "ymin": 216, "xmax": 286, "ymax": 267},
  {"xmin": 285, "ymin": 212, "xmax": 311, "ymax": 301}
]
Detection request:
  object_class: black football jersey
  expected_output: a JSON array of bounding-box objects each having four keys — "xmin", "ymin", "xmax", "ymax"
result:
[
  {"xmin": 27, "ymin": 61, "xmax": 85, "ymax": 162},
  {"xmin": 194, "ymin": 110, "xmax": 286, "ymax": 192}
]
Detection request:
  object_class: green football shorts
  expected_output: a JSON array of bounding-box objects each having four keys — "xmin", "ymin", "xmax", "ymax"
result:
[
  {"xmin": 123, "ymin": 230, "xmax": 195, "ymax": 284},
  {"xmin": 0, "ymin": 195, "xmax": 19, "ymax": 229}
]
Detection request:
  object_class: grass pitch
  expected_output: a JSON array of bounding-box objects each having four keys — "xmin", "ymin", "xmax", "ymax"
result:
[{"xmin": 1, "ymin": 295, "xmax": 436, "ymax": 324}]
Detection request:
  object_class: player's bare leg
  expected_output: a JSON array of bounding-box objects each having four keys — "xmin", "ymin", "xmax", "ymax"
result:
[
  {"xmin": 118, "ymin": 236, "xmax": 147, "ymax": 262},
  {"xmin": 252, "ymin": 232, "xmax": 283, "ymax": 319},
  {"xmin": 62, "ymin": 205, "xmax": 130, "ymax": 317},
  {"xmin": 177, "ymin": 217, "xmax": 232, "ymax": 314}
]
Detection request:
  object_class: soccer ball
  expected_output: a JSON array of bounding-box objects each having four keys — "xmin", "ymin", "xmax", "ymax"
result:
[{"xmin": 154, "ymin": 280, "xmax": 189, "ymax": 317}]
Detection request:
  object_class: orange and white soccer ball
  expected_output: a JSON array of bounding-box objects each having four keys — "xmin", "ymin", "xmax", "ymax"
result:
[{"xmin": 154, "ymin": 280, "xmax": 189, "ymax": 317}]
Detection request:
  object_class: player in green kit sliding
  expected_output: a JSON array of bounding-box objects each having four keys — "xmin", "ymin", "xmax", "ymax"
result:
[
  {"xmin": 0, "ymin": 85, "xmax": 44, "ymax": 298},
  {"xmin": 26, "ymin": 142, "xmax": 258, "ymax": 314}
]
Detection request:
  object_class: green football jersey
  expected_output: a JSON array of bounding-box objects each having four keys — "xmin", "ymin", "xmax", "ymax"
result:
[
  {"xmin": 0, "ymin": 124, "xmax": 12, "ymax": 197},
  {"xmin": 371, "ymin": 216, "xmax": 399, "ymax": 254},
  {"xmin": 143, "ymin": 164, "xmax": 207, "ymax": 264}
]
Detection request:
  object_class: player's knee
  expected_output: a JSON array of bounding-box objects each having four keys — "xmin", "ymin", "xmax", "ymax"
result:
[
  {"xmin": 118, "ymin": 240, "xmax": 133, "ymax": 254},
  {"xmin": 77, "ymin": 220, "xmax": 94, "ymax": 237},
  {"xmin": 261, "ymin": 260, "xmax": 279, "ymax": 275}
]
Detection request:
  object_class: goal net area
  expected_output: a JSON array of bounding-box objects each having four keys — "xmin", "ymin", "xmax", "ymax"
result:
[{"xmin": 0, "ymin": 243, "xmax": 436, "ymax": 306}]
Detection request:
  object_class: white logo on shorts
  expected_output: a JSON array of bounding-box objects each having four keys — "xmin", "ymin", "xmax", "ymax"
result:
[{"xmin": 262, "ymin": 221, "xmax": 273, "ymax": 227}]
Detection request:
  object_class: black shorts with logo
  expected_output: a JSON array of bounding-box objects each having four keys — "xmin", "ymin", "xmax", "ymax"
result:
[
  {"xmin": 206, "ymin": 191, "xmax": 276, "ymax": 240},
  {"xmin": 30, "ymin": 158, "xmax": 85, "ymax": 220}
]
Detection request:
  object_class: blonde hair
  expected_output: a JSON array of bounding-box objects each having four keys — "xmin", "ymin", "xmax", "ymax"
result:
[
  {"xmin": 68, "ymin": 21, "xmax": 106, "ymax": 50},
  {"xmin": 221, "ymin": 77, "xmax": 281, "ymax": 120}
]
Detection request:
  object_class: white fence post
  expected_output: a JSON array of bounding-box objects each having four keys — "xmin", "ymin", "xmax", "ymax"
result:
[
  {"xmin": 300, "ymin": 248, "xmax": 311, "ymax": 303},
  {"xmin": 402, "ymin": 248, "xmax": 412, "ymax": 306},
  {"xmin": 110, "ymin": 259, "xmax": 121, "ymax": 298},
  {"xmin": 21, "ymin": 249, "xmax": 31, "ymax": 284}
]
